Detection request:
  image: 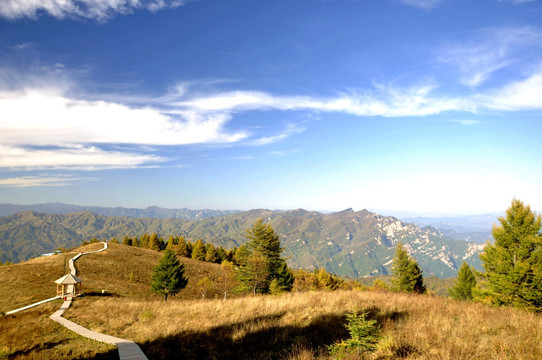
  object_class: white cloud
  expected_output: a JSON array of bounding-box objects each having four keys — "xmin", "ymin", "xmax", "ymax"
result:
[
  {"xmin": 401, "ymin": 0, "xmax": 444, "ymax": 9},
  {"xmin": 477, "ymin": 69, "xmax": 542, "ymax": 111},
  {"xmin": 0, "ymin": 0, "xmax": 186, "ymax": 21},
  {"xmin": 437, "ymin": 27, "xmax": 542, "ymax": 87},
  {"xmin": 0, "ymin": 90, "xmax": 248, "ymax": 147},
  {"xmin": 0, "ymin": 175, "xmax": 91, "ymax": 187},
  {"xmin": 0, "ymin": 144, "xmax": 163, "ymax": 170},
  {"xmin": 177, "ymin": 84, "xmax": 465, "ymax": 117}
]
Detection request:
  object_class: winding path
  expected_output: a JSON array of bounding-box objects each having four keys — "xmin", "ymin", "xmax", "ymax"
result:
[{"xmin": 49, "ymin": 242, "xmax": 148, "ymax": 360}]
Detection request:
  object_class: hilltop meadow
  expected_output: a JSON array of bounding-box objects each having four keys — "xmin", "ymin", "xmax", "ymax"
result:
[{"xmin": 1, "ymin": 242, "xmax": 541, "ymax": 359}]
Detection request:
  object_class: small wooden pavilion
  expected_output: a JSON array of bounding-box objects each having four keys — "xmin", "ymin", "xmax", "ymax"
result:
[{"xmin": 54, "ymin": 274, "xmax": 83, "ymax": 299}]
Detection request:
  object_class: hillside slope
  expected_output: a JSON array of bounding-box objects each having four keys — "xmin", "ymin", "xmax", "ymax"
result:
[{"xmin": 0, "ymin": 209, "xmax": 484, "ymax": 277}]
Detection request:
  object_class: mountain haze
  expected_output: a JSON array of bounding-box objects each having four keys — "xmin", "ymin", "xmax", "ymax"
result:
[
  {"xmin": 0, "ymin": 203, "xmax": 240, "ymax": 219},
  {"xmin": 0, "ymin": 208, "xmax": 484, "ymax": 277}
]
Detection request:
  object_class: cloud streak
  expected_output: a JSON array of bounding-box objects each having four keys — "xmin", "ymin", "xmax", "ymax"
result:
[
  {"xmin": 0, "ymin": 0, "xmax": 188, "ymax": 21},
  {"xmin": 0, "ymin": 175, "xmax": 92, "ymax": 187}
]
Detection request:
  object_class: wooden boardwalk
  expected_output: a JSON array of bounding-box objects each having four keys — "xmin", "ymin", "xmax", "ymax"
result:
[{"xmin": 49, "ymin": 242, "xmax": 148, "ymax": 360}]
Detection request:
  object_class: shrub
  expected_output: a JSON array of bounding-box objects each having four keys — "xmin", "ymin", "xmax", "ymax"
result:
[{"xmin": 328, "ymin": 311, "xmax": 381, "ymax": 357}]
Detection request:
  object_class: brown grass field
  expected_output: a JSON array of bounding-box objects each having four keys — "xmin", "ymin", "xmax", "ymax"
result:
[{"xmin": 1, "ymin": 243, "xmax": 542, "ymax": 360}]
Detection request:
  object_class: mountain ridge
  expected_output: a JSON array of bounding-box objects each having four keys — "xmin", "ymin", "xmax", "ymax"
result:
[{"xmin": 0, "ymin": 208, "xmax": 484, "ymax": 278}]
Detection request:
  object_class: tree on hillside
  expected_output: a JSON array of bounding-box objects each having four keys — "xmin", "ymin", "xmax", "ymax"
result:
[
  {"xmin": 234, "ymin": 244, "xmax": 250, "ymax": 265},
  {"xmin": 479, "ymin": 199, "xmax": 542, "ymax": 311},
  {"xmin": 236, "ymin": 219, "xmax": 294, "ymax": 294},
  {"xmin": 150, "ymin": 249, "xmax": 188, "ymax": 301},
  {"xmin": 197, "ymin": 277, "xmax": 214, "ymax": 300},
  {"xmin": 391, "ymin": 242, "xmax": 426, "ymax": 294},
  {"xmin": 191, "ymin": 239, "xmax": 206, "ymax": 261},
  {"xmin": 122, "ymin": 235, "xmax": 132, "ymax": 246},
  {"xmin": 448, "ymin": 262, "xmax": 477, "ymax": 300},
  {"xmin": 177, "ymin": 236, "xmax": 191, "ymax": 257},
  {"xmin": 149, "ymin": 233, "xmax": 162, "ymax": 251},
  {"xmin": 205, "ymin": 244, "xmax": 220, "ymax": 263},
  {"xmin": 219, "ymin": 260, "xmax": 238, "ymax": 300}
]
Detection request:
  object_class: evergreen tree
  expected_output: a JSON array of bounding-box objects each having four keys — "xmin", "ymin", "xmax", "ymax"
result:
[
  {"xmin": 275, "ymin": 262, "xmax": 295, "ymax": 292},
  {"xmin": 449, "ymin": 262, "xmax": 477, "ymax": 300},
  {"xmin": 216, "ymin": 246, "xmax": 227, "ymax": 263},
  {"xmin": 150, "ymin": 250, "xmax": 188, "ymax": 301},
  {"xmin": 122, "ymin": 235, "xmax": 132, "ymax": 246},
  {"xmin": 148, "ymin": 233, "xmax": 162, "ymax": 251},
  {"xmin": 234, "ymin": 244, "xmax": 250, "ymax": 265},
  {"xmin": 191, "ymin": 239, "xmax": 206, "ymax": 261},
  {"xmin": 391, "ymin": 242, "xmax": 426, "ymax": 294},
  {"xmin": 479, "ymin": 199, "xmax": 542, "ymax": 311},
  {"xmin": 176, "ymin": 236, "xmax": 190, "ymax": 257},
  {"xmin": 139, "ymin": 233, "xmax": 150, "ymax": 249},
  {"xmin": 166, "ymin": 235, "xmax": 178, "ymax": 251},
  {"xmin": 236, "ymin": 250, "xmax": 269, "ymax": 294},
  {"xmin": 236, "ymin": 219, "xmax": 294, "ymax": 294},
  {"xmin": 205, "ymin": 244, "xmax": 220, "ymax": 263}
]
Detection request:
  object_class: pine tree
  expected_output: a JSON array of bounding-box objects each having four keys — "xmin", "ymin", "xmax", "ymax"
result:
[
  {"xmin": 449, "ymin": 262, "xmax": 477, "ymax": 300},
  {"xmin": 150, "ymin": 249, "xmax": 188, "ymax": 301},
  {"xmin": 479, "ymin": 199, "xmax": 542, "ymax": 311},
  {"xmin": 391, "ymin": 243, "xmax": 426, "ymax": 294},
  {"xmin": 191, "ymin": 239, "xmax": 206, "ymax": 261},
  {"xmin": 235, "ymin": 219, "xmax": 294, "ymax": 294}
]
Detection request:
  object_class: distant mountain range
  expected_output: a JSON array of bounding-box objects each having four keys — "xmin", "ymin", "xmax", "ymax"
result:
[
  {"xmin": 402, "ymin": 213, "xmax": 501, "ymax": 244},
  {"xmin": 0, "ymin": 207, "xmax": 485, "ymax": 278},
  {"xmin": 0, "ymin": 203, "xmax": 240, "ymax": 219}
]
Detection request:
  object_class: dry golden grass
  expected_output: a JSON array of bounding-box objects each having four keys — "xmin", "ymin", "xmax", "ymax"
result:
[
  {"xmin": 2, "ymin": 243, "xmax": 542, "ymax": 360},
  {"xmin": 0, "ymin": 302, "xmax": 116, "ymax": 360},
  {"xmin": 65, "ymin": 290, "xmax": 542, "ymax": 360},
  {"xmin": 0, "ymin": 253, "xmax": 74, "ymax": 311},
  {"xmin": 74, "ymin": 243, "xmax": 231, "ymax": 300}
]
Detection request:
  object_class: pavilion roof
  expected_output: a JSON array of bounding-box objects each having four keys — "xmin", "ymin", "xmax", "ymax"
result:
[{"xmin": 54, "ymin": 273, "xmax": 83, "ymax": 285}]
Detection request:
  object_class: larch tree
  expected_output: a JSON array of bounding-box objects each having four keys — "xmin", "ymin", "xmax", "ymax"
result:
[
  {"xmin": 479, "ymin": 199, "xmax": 542, "ymax": 311},
  {"xmin": 191, "ymin": 239, "xmax": 206, "ymax": 261},
  {"xmin": 150, "ymin": 249, "xmax": 188, "ymax": 301},
  {"xmin": 448, "ymin": 261, "xmax": 477, "ymax": 300},
  {"xmin": 391, "ymin": 242, "xmax": 426, "ymax": 294}
]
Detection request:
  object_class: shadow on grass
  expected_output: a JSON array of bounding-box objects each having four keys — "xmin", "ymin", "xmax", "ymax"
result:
[{"xmin": 81, "ymin": 306, "xmax": 408, "ymax": 360}]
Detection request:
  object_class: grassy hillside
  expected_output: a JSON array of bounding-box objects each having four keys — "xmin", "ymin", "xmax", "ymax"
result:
[{"xmin": 1, "ymin": 243, "xmax": 541, "ymax": 360}]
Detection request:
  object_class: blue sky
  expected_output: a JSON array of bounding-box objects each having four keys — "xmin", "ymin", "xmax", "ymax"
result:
[{"xmin": 1, "ymin": 0, "xmax": 542, "ymax": 215}]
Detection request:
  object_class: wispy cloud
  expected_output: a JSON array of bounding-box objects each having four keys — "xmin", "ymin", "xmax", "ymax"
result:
[
  {"xmin": 401, "ymin": 0, "xmax": 444, "ymax": 9},
  {"xmin": 0, "ymin": 0, "xmax": 188, "ymax": 21},
  {"xmin": 250, "ymin": 124, "xmax": 306, "ymax": 146},
  {"xmin": 0, "ymin": 144, "xmax": 163, "ymax": 170},
  {"xmin": 437, "ymin": 27, "xmax": 542, "ymax": 87},
  {"xmin": 0, "ymin": 175, "xmax": 92, "ymax": 187},
  {"xmin": 450, "ymin": 120, "xmax": 480, "ymax": 126}
]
